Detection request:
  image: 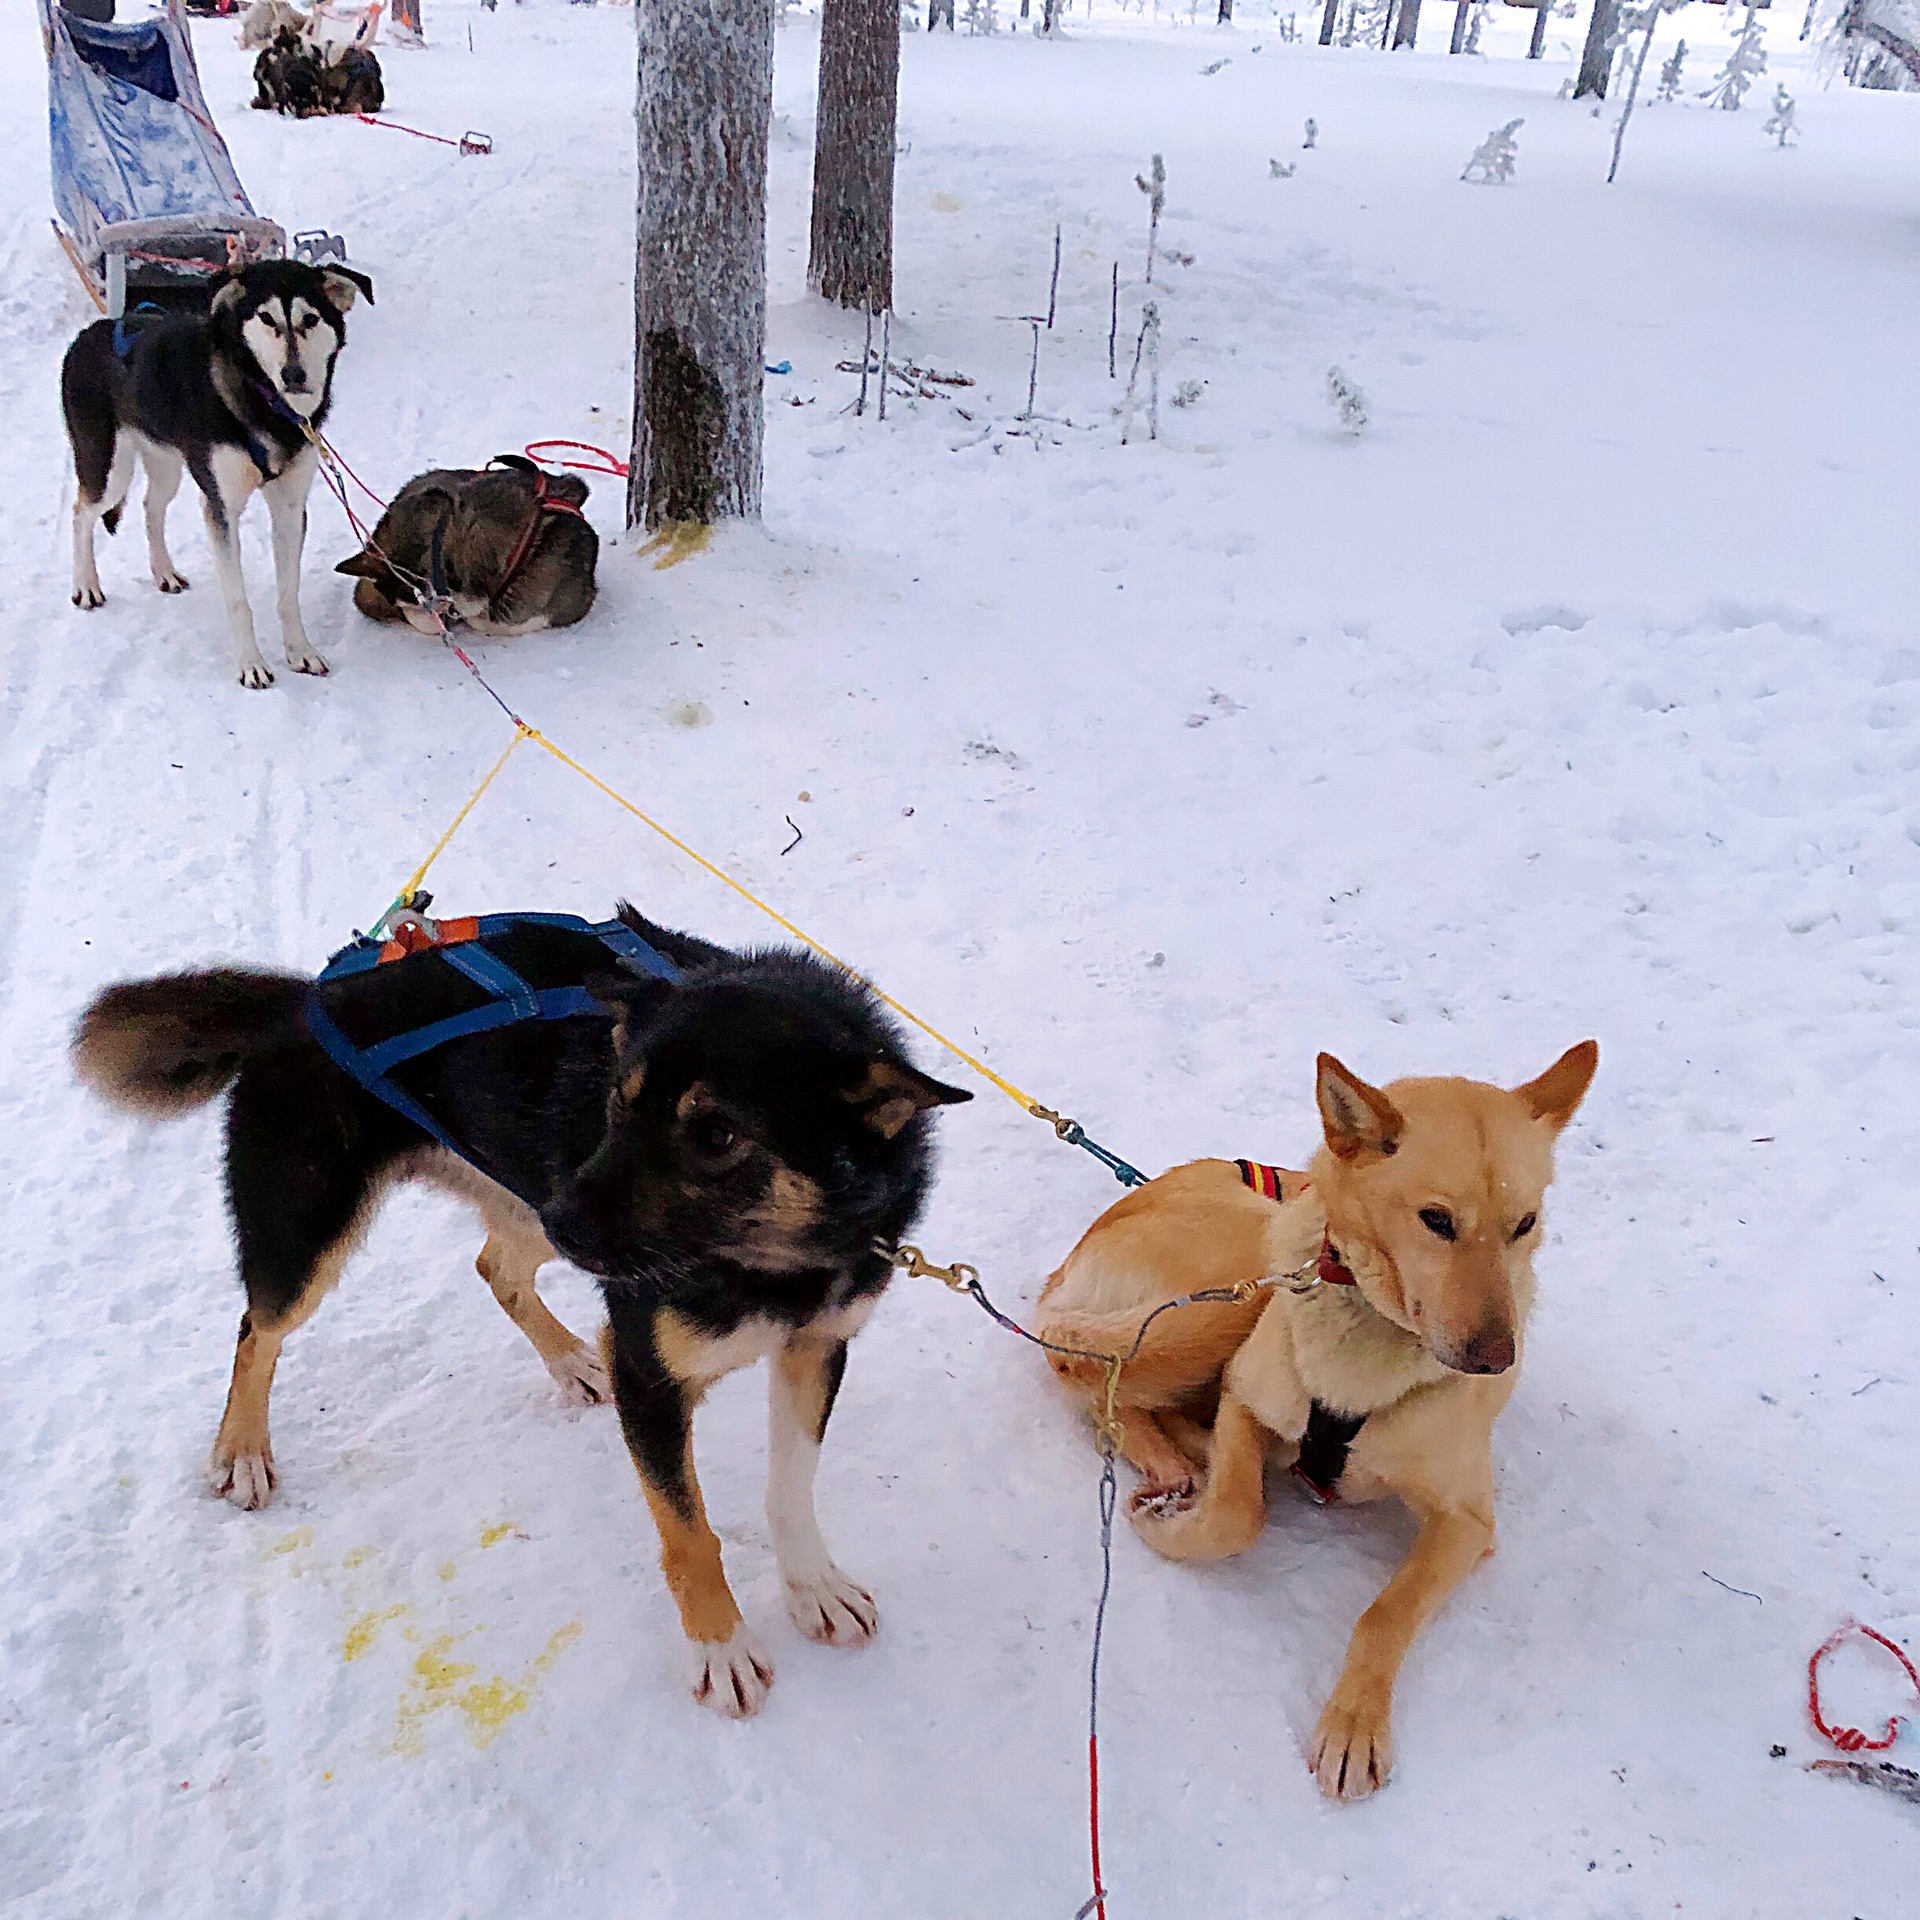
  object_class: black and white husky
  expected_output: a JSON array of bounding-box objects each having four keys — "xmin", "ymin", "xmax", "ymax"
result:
[{"xmin": 61, "ymin": 261, "xmax": 374, "ymax": 689}]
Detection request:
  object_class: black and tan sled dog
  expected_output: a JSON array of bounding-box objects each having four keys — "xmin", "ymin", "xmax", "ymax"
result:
[{"xmin": 74, "ymin": 907, "xmax": 970, "ymax": 1716}]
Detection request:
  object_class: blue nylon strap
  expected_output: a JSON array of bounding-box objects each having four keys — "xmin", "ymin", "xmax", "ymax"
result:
[{"xmin": 304, "ymin": 914, "xmax": 686, "ymax": 1174}]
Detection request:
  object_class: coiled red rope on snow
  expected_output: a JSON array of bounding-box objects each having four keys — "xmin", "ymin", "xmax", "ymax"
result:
[
  {"xmin": 1808, "ymin": 1622, "xmax": 1919, "ymax": 1754},
  {"xmin": 523, "ymin": 439, "xmax": 629, "ymax": 477}
]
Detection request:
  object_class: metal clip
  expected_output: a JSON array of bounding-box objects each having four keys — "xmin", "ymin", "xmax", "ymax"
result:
[
  {"xmin": 1272, "ymin": 1254, "xmax": 1324, "ymax": 1297},
  {"xmin": 1028, "ymin": 1102, "xmax": 1080, "ymax": 1143},
  {"xmin": 883, "ymin": 1243, "xmax": 980, "ymax": 1294}
]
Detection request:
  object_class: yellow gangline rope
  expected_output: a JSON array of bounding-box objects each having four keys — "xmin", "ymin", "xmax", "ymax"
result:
[{"xmin": 388, "ymin": 721, "xmax": 1045, "ymax": 1118}]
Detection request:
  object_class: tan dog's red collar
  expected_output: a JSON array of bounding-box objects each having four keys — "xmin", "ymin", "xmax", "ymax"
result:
[{"xmin": 1235, "ymin": 1159, "xmax": 1357, "ymax": 1287}]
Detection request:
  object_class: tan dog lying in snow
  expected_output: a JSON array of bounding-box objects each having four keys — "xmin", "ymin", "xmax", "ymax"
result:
[{"xmin": 1034, "ymin": 1042, "xmax": 1597, "ymax": 1800}]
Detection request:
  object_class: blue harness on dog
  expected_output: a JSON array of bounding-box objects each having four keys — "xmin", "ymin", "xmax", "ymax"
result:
[{"xmin": 305, "ymin": 911, "xmax": 681, "ymax": 1168}]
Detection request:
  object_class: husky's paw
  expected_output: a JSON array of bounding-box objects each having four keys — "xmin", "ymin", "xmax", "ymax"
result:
[
  {"xmin": 73, "ymin": 585, "xmax": 105, "ymax": 610},
  {"xmin": 783, "ymin": 1566, "xmax": 878, "ymax": 1647},
  {"xmin": 545, "ymin": 1341, "xmax": 611, "ymax": 1407},
  {"xmin": 689, "ymin": 1627, "xmax": 774, "ymax": 1718},
  {"xmin": 285, "ymin": 647, "xmax": 330, "ymax": 678},
  {"xmin": 236, "ymin": 655, "xmax": 276, "ymax": 690},
  {"xmin": 208, "ymin": 1444, "xmax": 277, "ymax": 1511},
  {"xmin": 1310, "ymin": 1677, "xmax": 1394, "ymax": 1801},
  {"xmin": 154, "ymin": 569, "xmax": 189, "ymax": 594}
]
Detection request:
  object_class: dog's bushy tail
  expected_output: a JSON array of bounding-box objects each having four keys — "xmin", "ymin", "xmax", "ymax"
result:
[{"xmin": 74, "ymin": 970, "xmax": 309, "ymax": 1116}]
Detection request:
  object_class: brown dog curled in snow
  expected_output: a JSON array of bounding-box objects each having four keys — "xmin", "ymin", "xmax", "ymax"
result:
[
  {"xmin": 335, "ymin": 456, "xmax": 598, "ymax": 637},
  {"xmin": 1034, "ymin": 1041, "xmax": 1597, "ymax": 1802}
]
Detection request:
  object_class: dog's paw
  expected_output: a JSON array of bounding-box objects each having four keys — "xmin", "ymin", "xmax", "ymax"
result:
[
  {"xmin": 1310, "ymin": 1679, "xmax": 1394, "ymax": 1802},
  {"xmin": 544, "ymin": 1341, "xmax": 611, "ymax": 1407},
  {"xmin": 154, "ymin": 569, "xmax": 189, "ymax": 594},
  {"xmin": 689, "ymin": 1626, "xmax": 774, "ymax": 1718},
  {"xmin": 207, "ymin": 1444, "xmax": 277, "ymax": 1511},
  {"xmin": 285, "ymin": 647, "xmax": 330, "ymax": 678},
  {"xmin": 783, "ymin": 1566, "xmax": 878, "ymax": 1647},
  {"xmin": 236, "ymin": 656, "xmax": 276, "ymax": 690},
  {"xmin": 1127, "ymin": 1475, "xmax": 1197, "ymax": 1521},
  {"xmin": 72, "ymin": 585, "xmax": 105, "ymax": 610}
]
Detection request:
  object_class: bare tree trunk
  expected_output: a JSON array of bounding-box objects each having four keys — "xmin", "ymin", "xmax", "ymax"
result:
[
  {"xmin": 1041, "ymin": 0, "xmax": 1064, "ymax": 29},
  {"xmin": 1529, "ymin": 0, "xmax": 1549, "ymax": 56},
  {"xmin": 1575, "ymin": 0, "xmax": 1616, "ymax": 96},
  {"xmin": 809, "ymin": 0, "xmax": 897, "ymax": 314},
  {"xmin": 630, "ymin": 0, "xmax": 773, "ymax": 530},
  {"xmin": 1218, "ymin": 0, "xmax": 1234, "ymax": 22},
  {"xmin": 389, "ymin": 0, "xmax": 423, "ymax": 42},
  {"xmin": 928, "ymin": 0, "xmax": 954, "ymax": 26},
  {"xmin": 1391, "ymin": 0, "xmax": 1421, "ymax": 47},
  {"xmin": 1318, "ymin": 0, "xmax": 1340, "ymax": 40}
]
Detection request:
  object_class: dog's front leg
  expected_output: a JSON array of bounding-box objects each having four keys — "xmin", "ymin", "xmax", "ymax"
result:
[
  {"xmin": 1311, "ymin": 1499, "xmax": 1494, "ymax": 1802},
  {"xmin": 199, "ymin": 454, "xmax": 274, "ymax": 688},
  {"xmin": 767, "ymin": 1337, "xmax": 877, "ymax": 1648},
  {"xmin": 263, "ymin": 458, "xmax": 328, "ymax": 677},
  {"xmin": 605, "ymin": 1319, "xmax": 773, "ymax": 1717}
]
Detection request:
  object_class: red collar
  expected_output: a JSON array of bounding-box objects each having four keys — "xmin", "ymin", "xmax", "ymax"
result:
[{"xmin": 1317, "ymin": 1236, "xmax": 1358, "ymax": 1287}]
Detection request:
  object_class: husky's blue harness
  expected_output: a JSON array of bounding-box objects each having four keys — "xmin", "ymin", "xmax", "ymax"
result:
[{"xmin": 305, "ymin": 911, "xmax": 680, "ymax": 1165}]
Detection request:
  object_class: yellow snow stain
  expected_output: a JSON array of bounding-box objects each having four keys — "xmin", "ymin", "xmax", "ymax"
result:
[
  {"xmin": 391, "ymin": 1622, "xmax": 583, "ymax": 1755},
  {"xmin": 437, "ymin": 1561, "xmax": 458, "ymax": 1583},
  {"xmin": 479, "ymin": 1522, "xmax": 522, "ymax": 1549},
  {"xmin": 342, "ymin": 1604, "xmax": 412, "ymax": 1663},
  {"xmin": 264, "ymin": 1527, "xmax": 312, "ymax": 1559},
  {"xmin": 637, "ymin": 522, "xmax": 711, "ymax": 571},
  {"xmin": 930, "ymin": 191, "xmax": 963, "ymax": 213},
  {"xmin": 342, "ymin": 1545, "xmax": 379, "ymax": 1570}
]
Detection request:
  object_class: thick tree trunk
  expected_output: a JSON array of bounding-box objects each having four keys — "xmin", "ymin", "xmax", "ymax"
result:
[
  {"xmin": 809, "ymin": 0, "xmax": 898, "ymax": 313},
  {"xmin": 1318, "ymin": 0, "xmax": 1340, "ymax": 42},
  {"xmin": 1218, "ymin": 0, "xmax": 1234, "ymax": 22},
  {"xmin": 928, "ymin": 0, "xmax": 954, "ymax": 27},
  {"xmin": 629, "ymin": 0, "xmax": 773, "ymax": 530},
  {"xmin": 1575, "ymin": 0, "xmax": 1617, "ymax": 96},
  {"xmin": 1391, "ymin": 0, "xmax": 1421, "ymax": 47},
  {"xmin": 1041, "ymin": 0, "xmax": 1064, "ymax": 30},
  {"xmin": 1529, "ymin": 0, "xmax": 1549, "ymax": 57},
  {"xmin": 1450, "ymin": 0, "xmax": 1469, "ymax": 51}
]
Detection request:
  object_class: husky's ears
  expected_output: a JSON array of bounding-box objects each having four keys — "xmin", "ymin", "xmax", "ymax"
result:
[
  {"xmin": 1511, "ymin": 1040, "xmax": 1599, "ymax": 1134},
  {"xmin": 333, "ymin": 548, "xmax": 386, "ymax": 579},
  {"xmin": 321, "ymin": 267, "xmax": 374, "ymax": 311},
  {"xmin": 1316, "ymin": 1053, "xmax": 1405, "ymax": 1162},
  {"xmin": 586, "ymin": 971, "xmax": 679, "ymax": 1058},
  {"xmin": 840, "ymin": 1058, "xmax": 973, "ymax": 1140},
  {"xmin": 210, "ymin": 275, "xmax": 247, "ymax": 319}
]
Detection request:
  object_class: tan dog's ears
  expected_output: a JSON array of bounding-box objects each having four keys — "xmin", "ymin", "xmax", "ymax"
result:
[
  {"xmin": 841, "ymin": 1058, "xmax": 973, "ymax": 1140},
  {"xmin": 1316, "ymin": 1053, "xmax": 1404, "ymax": 1161},
  {"xmin": 321, "ymin": 266, "xmax": 374, "ymax": 310},
  {"xmin": 1512, "ymin": 1040, "xmax": 1599, "ymax": 1132}
]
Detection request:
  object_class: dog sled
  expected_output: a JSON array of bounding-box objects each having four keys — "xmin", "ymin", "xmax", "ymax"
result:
[{"xmin": 41, "ymin": 0, "xmax": 285, "ymax": 317}]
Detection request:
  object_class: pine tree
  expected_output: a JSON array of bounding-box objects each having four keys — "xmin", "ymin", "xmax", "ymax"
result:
[
  {"xmin": 809, "ymin": 0, "xmax": 899, "ymax": 314},
  {"xmin": 629, "ymin": 0, "xmax": 774, "ymax": 529},
  {"xmin": 1461, "ymin": 118, "xmax": 1524, "ymax": 182},
  {"xmin": 1655, "ymin": 37, "xmax": 1686, "ymax": 100}
]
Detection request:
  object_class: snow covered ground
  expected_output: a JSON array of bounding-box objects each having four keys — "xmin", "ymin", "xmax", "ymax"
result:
[{"xmin": 3, "ymin": 5, "xmax": 1916, "ymax": 1915}]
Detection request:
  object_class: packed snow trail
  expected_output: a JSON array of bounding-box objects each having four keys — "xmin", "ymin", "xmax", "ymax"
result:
[{"xmin": 2, "ymin": 8, "xmax": 1915, "ymax": 1917}]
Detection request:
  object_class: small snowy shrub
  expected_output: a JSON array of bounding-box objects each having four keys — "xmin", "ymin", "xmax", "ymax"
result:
[
  {"xmin": 1762, "ymin": 81, "xmax": 1798, "ymax": 144},
  {"xmin": 1326, "ymin": 366, "xmax": 1368, "ymax": 433},
  {"xmin": 1303, "ymin": 116, "xmax": 1318, "ymax": 148},
  {"xmin": 1701, "ymin": 17, "xmax": 1766, "ymax": 109},
  {"xmin": 1171, "ymin": 379, "xmax": 1204, "ymax": 409},
  {"xmin": 1269, "ymin": 158, "xmax": 1297, "ymax": 177},
  {"xmin": 1461, "ymin": 119, "xmax": 1524, "ymax": 184},
  {"xmin": 1655, "ymin": 38, "xmax": 1686, "ymax": 101}
]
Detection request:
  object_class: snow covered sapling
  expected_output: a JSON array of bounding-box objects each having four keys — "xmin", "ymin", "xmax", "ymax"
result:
[
  {"xmin": 1170, "ymin": 378, "xmax": 1204, "ymax": 409},
  {"xmin": 1136, "ymin": 152, "xmax": 1166, "ymax": 283},
  {"xmin": 1303, "ymin": 116, "xmax": 1319, "ymax": 147},
  {"xmin": 1270, "ymin": 158, "xmax": 1298, "ymax": 176},
  {"xmin": 1701, "ymin": 16, "xmax": 1765, "ymax": 109},
  {"xmin": 1606, "ymin": 0, "xmax": 1686, "ymax": 182},
  {"xmin": 1325, "ymin": 365, "xmax": 1368, "ymax": 432},
  {"xmin": 1762, "ymin": 81, "xmax": 1798, "ymax": 144},
  {"xmin": 1464, "ymin": 0, "xmax": 1491, "ymax": 52},
  {"xmin": 1655, "ymin": 37, "xmax": 1685, "ymax": 100},
  {"xmin": 1120, "ymin": 300, "xmax": 1162, "ymax": 444},
  {"xmin": 1461, "ymin": 118, "xmax": 1524, "ymax": 183}
]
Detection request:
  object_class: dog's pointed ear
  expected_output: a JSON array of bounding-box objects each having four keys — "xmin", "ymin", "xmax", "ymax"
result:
[
  {"xmin": 333, "ymin": 547, "xmax": 384, "ymax": 579},
  {"xmin": 1511, "ymin": 1040, "xmax": 1598, "ymax": 1135},
  {"xmin": 491, "ymin": 454, "xmax": 538, "ymax": 480},
  {"xmin": 1316, "ymin": 1052, "xmax": 1404, "ymax": 1162},
  {"xmin": 840, "ymin": 1058, "xmax": 973, "ymax": 1140},
  {"xmin": 587, "ymin": 970, "xmax": 678, "ymax": 1056},
  {"xmin": 321, "ymin": 267, "xmax": 374, "ymax": 311},
  {"xmin": 210, "ymin": 274, "xmax": 246, "ymax": 320}
]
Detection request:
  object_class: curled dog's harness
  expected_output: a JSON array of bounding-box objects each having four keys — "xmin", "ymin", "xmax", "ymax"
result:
[
  {"xmin": 486, "ymin": 455, "xmax": 587, "ymax": 620},
  {"xmin": 305, "ymin": 908, "xmax": 679, "ymax": 1195},
  {"xmin": 1235, "ymin": 1157, "xmax": 1367, "ymax": 1503}
]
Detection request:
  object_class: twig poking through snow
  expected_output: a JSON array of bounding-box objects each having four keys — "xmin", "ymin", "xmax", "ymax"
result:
[
  {"xmin": 1702, "ymin": 1571, "xmax": 1763, "ymax": 1603},
  {"xmin": 1325, "ymin": 365, "xmax": 1368, "ymax": 432},
  {"xmin": 1108, "ymin": 262, "xmax": 1118, "ymax": 379},
  {"xmin": 1270, "ymin": 159, "xmax": 1297, "ymax": 178},
  {"xmin": 782, "ymin": 816, "xmax": 803, "ymax": 855},
  {"xmin": 1136, "ymin": 153, "xmax": 1166, "ymax": 283},
  {"xmin": 1047, "ymin": 223, "xmax": 1061, "ymax": 328},
  {"xmin": 1303, "ymin": 116, "xmax": 1318, "ymax": 148}
]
